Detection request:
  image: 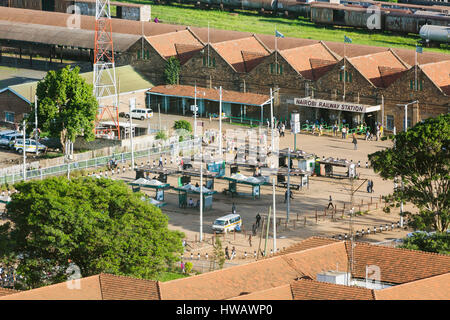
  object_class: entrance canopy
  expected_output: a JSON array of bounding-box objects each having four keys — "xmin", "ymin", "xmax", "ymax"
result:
[{"xmin": 294, "ymin": 98, "xmax": 380, "ymax": 113}]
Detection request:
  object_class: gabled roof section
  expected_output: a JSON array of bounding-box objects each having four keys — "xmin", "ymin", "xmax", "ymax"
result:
[
  {"xmin": 374, "ymin": 273, "xmax": 450, "ymax": 300},
  {"xmin": 347, "ymin": 242, "xmax": 450, "ymax": 284},
  {"xmin": 227, "ymin": 284, "xmax": 294, "ymax": 300},
  {"xmin": 274, "ymin": 237, "xmax": 340, "ymax": 256},
  {"xmin": 348, "ymin": 50, "xmax": 410, "ymax": 88},
  {"xmin": 99, "ymin": 273, "xmax": 160, "ymax": 300},
  {"xmin": 211, "ymin": 36, "xmax": 270, "ymax": 73},
  {"xmin": 174, "ymin": 43, "xmax": 204, "ymax": 65},
  {"xmin": 242, "ymin": 51, "xmax": 268, "ymax": 73},
  {"xmin": 280, "ymin": 43, "xmax": 339, "ymax": 80},
  {"xmin": 0, "ymin": 87, "xmax": 31, "ymax": 104},
  {"xmin": 291, "ymin": 279, "xmax": 375, "ymax": 300},
  {"xmin": 146, "ymin": 29, "xmax": 204, "ymax": 62},
  {"xmin": 420, "ymin": 60, "xmax": 450, "ymax": 95}
]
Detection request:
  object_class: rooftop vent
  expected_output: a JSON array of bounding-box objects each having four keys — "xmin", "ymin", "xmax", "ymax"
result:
[{"xmin": 317, "ymin": 271, "xmax": 351, "ymax": 286}]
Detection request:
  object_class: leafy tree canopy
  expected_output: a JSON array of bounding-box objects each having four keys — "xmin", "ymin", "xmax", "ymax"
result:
[
  {"xmin": 368, "ymin": 114, "xmax": 449, "ymax": 232},
  {"xmin": 400, "ymin": 232, "xmax": 449, "ymax": 255},
  {"xmin": 0, "ymin": 177, "xmax": 184, "ymax": 289},
  {"xmin": 33, "ymin": 66, "xmax": 98, "ymax": 154},
  {"xmin": 173, "ymin": 120, "xmax": 192, "ymax": 133}
]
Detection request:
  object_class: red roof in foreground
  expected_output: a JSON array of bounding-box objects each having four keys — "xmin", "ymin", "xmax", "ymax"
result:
[{"xmin": 148, "ymin": 85, "xmax": 270, "ymax": 106}]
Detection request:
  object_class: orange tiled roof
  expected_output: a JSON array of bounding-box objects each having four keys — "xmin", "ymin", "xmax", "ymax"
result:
[
  {"xmin": 0, "ymin": 274, "xmax": 160, "ymax": 300},
  {"xmin": 212, "ymin": 36, "xmax": 270, "ymax": 73},
  {"xmin": 274, "ymin": 236, "xmax": 340, "ymax": 256},
  {"xmin": 280, "ymin": 43, "xmax": 339, "ymax": 80},
  {"xmin": 147, "ymin": 29, "xmax": 203, "ymax": 62},
  {"xmin": 148, "ymin": 85, "xmax": 270, "ymax": 106},
  {"xmin": 291, "ymin": 279, "xmax": 375, "ymax": 300},
  {"xmin": 99, "ymin": 273, "xmax": 160, "ymax": 300},
  {"xmin": 348, "ymin": 50, "xmax": 409, "ymax": 88},
  {"xmin": 159, "ymin": 242, "xmax": 348, "ymax": 300},
  {"xmin": 348, "ymin": 242, "xmax": 450, "ymax": 284},
  {"xmin": 374, "ymin": 273, "xmax": 450, "ymax": 300},
  {"xmin": 227, "ymin": 284, "xmax": 294, "ymax": 300},
  {"xmin": 420, "ymin": 60, "xmax": 450, "ymax": 95}
]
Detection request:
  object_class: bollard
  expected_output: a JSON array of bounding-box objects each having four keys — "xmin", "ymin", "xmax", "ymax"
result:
[
  {"xmin": 315, "ymin": 210, "xmax": 318, "ymax": 223},
  {"xmin": 304, "ymin": 217, "xmax": 306, "ymax": 226}
]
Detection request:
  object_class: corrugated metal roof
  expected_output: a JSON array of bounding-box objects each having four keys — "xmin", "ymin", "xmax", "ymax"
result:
[{"xmin": 0, "ymin": 21, "xmax": 139, "ymax": 51}]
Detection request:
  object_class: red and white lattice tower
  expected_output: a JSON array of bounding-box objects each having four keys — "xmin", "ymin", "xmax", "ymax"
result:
[{"xmin": 93, "ymin": 0, "xmax": 120, "ymax": 139}]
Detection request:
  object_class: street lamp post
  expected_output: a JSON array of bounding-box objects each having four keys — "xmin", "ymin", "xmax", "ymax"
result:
[
  {"xmin": 397, "ymin": 101, "xmax": 418, "ymax": 132},
  {"xmin": 129, "ymin": 102, "xmax": 135, "ymax": 170}
]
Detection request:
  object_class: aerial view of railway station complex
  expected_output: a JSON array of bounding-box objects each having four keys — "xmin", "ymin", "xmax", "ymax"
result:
[{"xmin": 0, "ymin": 0, "xmax": 448, "ymax": 303}]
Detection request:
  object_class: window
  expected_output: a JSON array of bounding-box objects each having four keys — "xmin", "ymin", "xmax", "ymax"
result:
[
  {"xmin": 270, "ymin": 63, "xmax": 282, "ymax": 75},
  {"xmin": 5, "ymin": 112, "xmax": 14, "ymax": 123},
  {"xmin": 203, "ymin": 56, "xmax": 215, "ymax": 67},
  {"xmin": 340, "ymin": 71, "xmax": 352, "ymax": 82},
  {"xmin": 144, "ymin": 50, "xmax": 150, "ymax": 59},
  {"xmin": 386, "ymin": 115, "xmax": 394, "ymax": 131},
  {"xmin": 137, "ymin": 50, "xmax": 141, "ymax": 59}
]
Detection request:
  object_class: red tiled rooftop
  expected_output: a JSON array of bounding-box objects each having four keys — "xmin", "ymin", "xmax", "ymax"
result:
[
  {"xmin": 212, "ymin": 36, "xmax": 270, "ymax": 73},
  {"xmin": 147, "ymin": 29, "xmax": 203, "ymax": 62},
  {"xmin": 280, "ymin": 43, "xmax": 339, "ymax": 80},
  {"xmin": 148, "ymin": 85, "xmax": 270, "ymax": 106},
  {"xmin": 348, "ymin": 50, "xmax": 409, "ymax": 88},
  {"xmin": 291, "ymin": 279, "xmax": 375, "ymax": 300},
  {"xmin": 420, "ymin": 60, "xmax": 450, "ymax": 95}
]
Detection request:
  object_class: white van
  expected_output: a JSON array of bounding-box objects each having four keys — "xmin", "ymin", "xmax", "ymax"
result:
[
  {"xmin": 212, "ymin": 214, "xmax": 242, "ymax": 233},
  {"xmin": 126, "ymin": 108, "xmax": 153, "ymax": 120}
]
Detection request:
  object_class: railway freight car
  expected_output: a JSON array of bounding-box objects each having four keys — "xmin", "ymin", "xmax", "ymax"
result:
[{"xmin": 385, "ymin": 11, "xmax": 450, "ymax": 34}]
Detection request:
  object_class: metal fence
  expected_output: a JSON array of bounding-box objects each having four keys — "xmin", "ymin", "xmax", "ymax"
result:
[{"xmin": 0, "ymin": 138, "xmax": 201, "ymax": 184}]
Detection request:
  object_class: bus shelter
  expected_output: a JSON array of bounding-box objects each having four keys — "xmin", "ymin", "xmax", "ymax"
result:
[
  {"xmin": 276, "ymin": 167, "xmax": 311, "ymax": 190},
  {"xmin": 177, "ymin": 167, "xmax": 222, "ymax": 191},
  {"xmin": 129, "ymin": 178, "xmax": 171, "ymax": 201},
  {"xmin": 278, "ymin": 148, "xmax": 316, "ymax": 173},
  {"xmin": 316, "ymin": 158, "xmax": 357, "ymax": 179},
  {"xmin": 173, "ymin": 184, "xmax": 217, "ymax": 210},
  {"xmin": 221, "ymin": 173, "xmax": 269, "ymax": 199}
]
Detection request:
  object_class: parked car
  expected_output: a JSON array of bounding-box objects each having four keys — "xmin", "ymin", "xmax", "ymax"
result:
[
  {"xmin": 124, "ymin": 108, "xmax": 153, "ymax": 120},
  {"xmin": 0, "ymin": 132, "xmax": 22, "ymax": 149},
  {"xmin": 0, "ymin": 129, "xmax": 17, "ymax": 136},
  {"xmin": 14, "ymin": 139, "xmax": 47, "ymax": 154}
]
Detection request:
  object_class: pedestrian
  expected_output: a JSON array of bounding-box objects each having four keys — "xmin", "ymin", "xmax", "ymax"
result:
[
  {"xmin": 281, "ymin": 123, "xmax": 285, "ymax": 137},
  {"xmin": 154, "ymin": 16, "xmax": 159, "ymax": 23},
  {"xmin": 367, "ymin": 180, "xmax": 371, "ymax": 193},
  {"xmin": 319, "ymin": 124, "xmax": 323, "ymax": 136},
  {"xmin": 159, "ymin": 155, "xmax": 163, "ymax": 167},
  {"xmin": 352, "ymin": 134, "xmax": 357, "ymax": 150},
  {"xmin": 248, "ymin": 234, "xmax": 252, "ymax": 247},
  {"xmin": 230, "ymin": 247, "xmax": 236, "ymax": 260},
  {"xmin": 232, "ymin": 203, "xmax": 236, "ymax": 214},
  {"xmin": 225, "ymin": 246, "xmax": 230, "ymax": 260},
  {"xmin": 342, "ymin": 126, "xmax": 346, "ymax": 139},
  {"xmin": 252, "ymin": 223, "xmax": 257, "ymax": 236},
  {"xmin": 327, "ymin": 195, "xmax": 334, "ymax": 210},
  {"xmin": 255, "ymin": 213, "xmax": 261, "ymax": 228},
  {"xmin": 333, "ymin": 123, "xmax": 337, "ymax": 136},
  {"xmin": 181, "ymin": 261, "xmax": 185, "ymax": 273},
  {"xmin": 370, "ymin": 180, "xmax": 374, "ymax": 193}
]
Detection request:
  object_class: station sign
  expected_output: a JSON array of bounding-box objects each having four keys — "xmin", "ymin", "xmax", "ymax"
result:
[{"xmin": 294, "ymin": 98, "xmax": 380, "ymax": 113}]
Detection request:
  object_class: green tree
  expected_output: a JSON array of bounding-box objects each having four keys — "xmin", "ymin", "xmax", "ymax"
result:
[
  {"xmin": 33, "ymin": 66, "xmax": 98, "ymax": 154},
  {"xmin": 0, "ymin": 177, "xmax": 184, "ymax": 289},
  {"xmin": 164, "ymin": 56, "xmax": 180, "ymax": 85},
  {"xmin": 173, "ymin": 120, "xmax": 192, "ymax": 133},
  {"xmin": 212, "ymin": 237, "xmax": 226, "ymax": 269},
  {"xmin": 368, "ymin": 114, "xmax": 449, "ymax": 232},
  {"xmin": 400, "ymin": 232, "xmax": 449, "ymax": 255}
]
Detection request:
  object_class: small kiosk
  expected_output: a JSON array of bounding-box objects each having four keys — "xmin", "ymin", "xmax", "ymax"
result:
[
  {"xmin": 222, "ymin": 173, "xmax": 269, "ymax": 199},
  {"xmin": 317, "ymin": 158, "xmax": 357, "ymax": 179},
  {"xmin": 135, "ymin": 166, "xmax": 179, "ymax": 184},
  {"xmin": 278, "ymin": 148, "xmax": 316, "ymax": 173},
  {"xmin": 173, "ymin": 184, "xmax": 217, "ymax": 210},
  {"xmin": 276, "ymin": 167, "xmax": 310, "ymax": 190},
  {"xmin": 129, "ymin": 178, "xmax": 171, "ymax": 201}
]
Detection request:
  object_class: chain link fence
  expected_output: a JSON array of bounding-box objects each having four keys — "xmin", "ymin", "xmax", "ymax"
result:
[{"xmin": 0, "ymin": 138, "xmax": 201, "ymax": 184}]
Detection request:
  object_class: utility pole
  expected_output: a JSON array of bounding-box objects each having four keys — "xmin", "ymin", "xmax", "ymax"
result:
[
  {"xmin": 22, "ymin": 120, "xmax": 26, "ymax": 181},
  {"xmin": 287, "ymin": 148, "xmax": 291, "ymax": 222},
  {"xmin": 219, "ymin": 86, "xmax": 223, "ymax": 158},
  {"xmin": 129, "ymin": 101, "xmax": 135, "ymax": 170},
  {"xmin": 272, "ymin": 177, "xmax": 276, "ymax": 253},
  {"xmin": 194, "ymin": 84, "xmax": 197, "ymax": 138},
  {"xmin": 200, "ymin": 141, "xmax": 203, "ymax": 242},
  {"xmin": 270, "ymin": 88, "xmax": 274, "ymax": 152},
  {"xmin": 34, "ymin": 95, "xmax": 39, "ymax": 155}
]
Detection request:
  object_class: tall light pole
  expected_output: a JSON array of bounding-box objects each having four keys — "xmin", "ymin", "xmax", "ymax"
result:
[
  {"xmin": 219, "ymin": 86, "xmax": 223, "ymax": 158},
  {"xmin": 272, "ymin": 177, "xmax": 276, "ymax": 253},
  {"xmin": 22, "ymin": 120, "xmax": 26, "ymax": 181},
  {"xmin": 129, "ymin": 102, "xmax": 135, "ymax": 170},
  {"xmin": 34, "ymin": 95, "xmax": 39, "ymax": 155},
  {"xmin": 194, "ymin": 84, "xmax": 197, "ymax": 138},
  {"xmin": 270, "ymin": 88, "xmax": 274, "ymax": 152},
  {"xmin": 397, "ymin": 101, "xmax": 418, "ymax": 132},
  {"xmin": 286, "ymin": 148, "xmax": 291, "ymax": 222}
]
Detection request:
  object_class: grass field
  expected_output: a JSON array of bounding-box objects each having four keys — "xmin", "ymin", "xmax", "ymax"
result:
[{"xmin": 122, "ymin": 2, "xmax": 449, "ymax": 54}]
